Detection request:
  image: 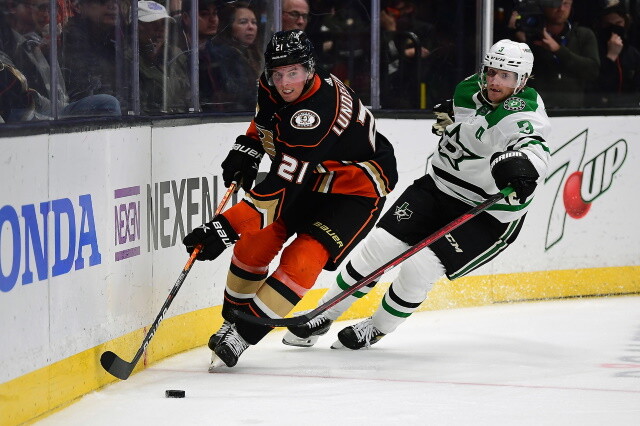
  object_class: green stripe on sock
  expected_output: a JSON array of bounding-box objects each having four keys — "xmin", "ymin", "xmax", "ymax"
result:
[
  {"xmin": 381, "ymin": 296, "xmax": 412, "ymax": 318},
  {"xmin": 336, "ymin": 273, "xmax": 367, "ymax": 299}
]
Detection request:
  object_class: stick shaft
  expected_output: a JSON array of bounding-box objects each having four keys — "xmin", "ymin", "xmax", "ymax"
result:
[
  {"xmin": 101, "ymin": 182, "xmax": 237, "ymax": 380},
  {"xmin": 234, "ymin": 187, "xmax": 512, "ymax": 327}
]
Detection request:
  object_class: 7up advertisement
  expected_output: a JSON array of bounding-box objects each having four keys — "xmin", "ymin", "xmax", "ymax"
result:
[{"xmin": 506, "ymin": 115, "xmax": 635, "ymax": 273}]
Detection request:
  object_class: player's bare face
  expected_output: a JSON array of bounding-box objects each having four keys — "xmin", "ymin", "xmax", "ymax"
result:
[
  {"xmin": 485, "ymin": 67, "xmax": 518, "ymax": 103},
  {"xmin": 271, "ymin": 64, "xmax": 309, "ymax": 102}
]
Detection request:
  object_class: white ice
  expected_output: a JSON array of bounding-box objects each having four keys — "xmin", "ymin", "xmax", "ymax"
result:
[{"xmin": 39, "ymin": 296, "xmax": 640, "ymax": 425}]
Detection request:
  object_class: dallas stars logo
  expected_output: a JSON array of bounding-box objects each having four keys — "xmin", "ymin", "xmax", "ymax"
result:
[
  {"xmin": 504, "ymin": 97, "xmax": 526, "ymax": 111},
  {"xmin": 438, "ymin": 124, "xmax": 482, "ymax": 171},
  {"xmin": 394, "ymin": 202, "xmax": 413, "ymax": 221}
]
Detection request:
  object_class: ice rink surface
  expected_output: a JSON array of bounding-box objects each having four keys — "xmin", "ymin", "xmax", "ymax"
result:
[{"xmin": 40, "ymin": 296, "xmax": 640, "ymax": 425}]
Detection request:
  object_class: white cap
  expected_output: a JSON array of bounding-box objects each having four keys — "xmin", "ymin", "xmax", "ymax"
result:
[{"xmin": 138, "ymin": 1, "xmax": 174, "ymax": 22}]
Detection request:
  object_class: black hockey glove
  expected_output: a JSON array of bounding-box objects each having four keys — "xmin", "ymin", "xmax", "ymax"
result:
[
  {"xmin": 490, "ymin": 151, "xmax": 539, "ymax": 203},
  {"xmin": 221, "ymin": 135, "xmax": 264, "ymax": 192},
  {"xmin": 431, "ymin": 99, "xmax": 454, "ymax": 136},
  {"xmin": 183, "ymin": 215, "xmax": 239, "ymax": 261}
]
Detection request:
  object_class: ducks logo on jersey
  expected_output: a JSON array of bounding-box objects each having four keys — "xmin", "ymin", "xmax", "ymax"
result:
[{"xmin": 291, "ymin": 110, "xmax": 320, "ymax": 129}]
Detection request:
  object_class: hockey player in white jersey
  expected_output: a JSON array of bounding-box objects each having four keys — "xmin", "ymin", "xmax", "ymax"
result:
[{"xmin": 282, "ymin": 39, "xmax": 551, "ymax": 349}]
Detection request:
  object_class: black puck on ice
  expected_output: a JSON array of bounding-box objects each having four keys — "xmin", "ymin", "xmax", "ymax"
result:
[{"xmin": 165, "ymin": 389, "xmax": 185, "ymax": 398}]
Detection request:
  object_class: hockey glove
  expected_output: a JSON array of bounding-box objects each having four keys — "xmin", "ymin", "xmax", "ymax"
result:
[
  {"xmin": 431, "ymin": 99, "xmax": 454, "ymax": 136},
  {"xmin": 183, "ymin": 215, "xmax": 239, "ymax": 261},
  {"xmin": 221, "ymin": 135, "xmax": 264, "ymax": 192},
  {"xmin": 490, "ymin": 151, "xmax": 539, "ymax": 203}
]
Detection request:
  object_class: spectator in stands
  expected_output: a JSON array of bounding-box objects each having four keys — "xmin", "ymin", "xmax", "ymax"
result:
[
  {"xmin": 514, "ymin": 0, "xmax": 600, "ymax": 108},
  {"xmin": 282, "ymin": 0, "xmax": 309, "ymax": 31},
  {"xmin": 60, "ymin": 0, "xmax": 129, "ymax": 111},
  {"xmin": 0, "ymin": 0, "xmax": 120, "ymax": 122},
  {"xmin": 588, "ymin": 0, "xmax": 640, "ymax": 107},
  {"xmin": 137, "ymin": 1, "xmax": 191, "ymax": 114},
  {"xmin": 178, "ymin": 0, "xmax": 219, "ymax": 51},
  {"xmin": 31, "ymin": 0, "xmax": 51, "ymax": 38},
  {"xmin": 199, "ymin": 1, "xmax": 262, "ymax": 111},
  {"xmin": 380, "ymin": 0, "xmax": 436, "ymax": 108},
  {"xmin": 309, "ymin": 0, "xmax": 371, "ymax": 97}
]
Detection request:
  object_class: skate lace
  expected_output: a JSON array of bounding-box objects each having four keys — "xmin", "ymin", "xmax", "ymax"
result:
[
  {"xmin": 351, "ymin": 318, "xmax": 381, "ymax": 347},
  {"xmin": 216, "ymin": 320, "xmax": 233, "ymax": 337},
  {"xmin": 306, "ymin": 314, "xmax": 327, "ymax": 329},
  {"xmin": 222, "ymin": 327, "xmax": 249, "ymax": 356}
]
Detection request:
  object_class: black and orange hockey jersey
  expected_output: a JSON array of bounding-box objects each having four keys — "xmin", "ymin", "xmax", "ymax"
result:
[{"xmin": 243, "ymin": 68, "xmax": 398, "ymax": 226}]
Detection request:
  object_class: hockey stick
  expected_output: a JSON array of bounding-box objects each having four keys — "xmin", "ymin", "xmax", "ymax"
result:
[
  {"xmin": 100, "ymin": 181, "xmax": 237, "ymax": 380},
  {"xmin": 233, "ymin": 186, "xmax": 514, "ymax": 327}
]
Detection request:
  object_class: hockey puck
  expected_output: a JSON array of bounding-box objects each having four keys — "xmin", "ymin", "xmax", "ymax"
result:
[{"xmin": 165, "ymin": 390, "xmax": 185, "ymax": 398}]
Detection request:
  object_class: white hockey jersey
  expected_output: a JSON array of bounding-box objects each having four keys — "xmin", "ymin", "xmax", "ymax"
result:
[{"xmin": 428, "ymin": 73, "xmax": 551, "ymax": 223}]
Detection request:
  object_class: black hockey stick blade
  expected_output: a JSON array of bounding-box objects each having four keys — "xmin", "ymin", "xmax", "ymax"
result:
[
  {"xmin": 100, "ymin": 350, "xmax": 136, "ymax": 380},
  {"xmin": 100, "ymin": 182, "xmax": 237, "ymax": 380},
  {"xmin": 232, "ymin": 187, "xmax": 514, "ymax": 328}
]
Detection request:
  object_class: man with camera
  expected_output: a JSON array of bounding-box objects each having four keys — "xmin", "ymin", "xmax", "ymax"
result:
[{"xmin": 512, "ymin": 0, "xmax": 599, "ymax": 108}]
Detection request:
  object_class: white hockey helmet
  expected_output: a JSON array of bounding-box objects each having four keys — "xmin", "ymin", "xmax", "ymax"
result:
[{"xmin": 481, "ymin": 39, "xmax": 534, "ymax": 93}]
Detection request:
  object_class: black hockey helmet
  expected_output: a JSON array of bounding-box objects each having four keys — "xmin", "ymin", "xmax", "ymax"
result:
[{"xmin": 264, "ymin": 30, "xmax": 316, "ymax": 84}]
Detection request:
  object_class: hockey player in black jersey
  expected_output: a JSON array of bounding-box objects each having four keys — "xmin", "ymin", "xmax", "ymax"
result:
[
  {"xmin": 283, "ymin": 39, "xmax": 551, "ymax": 350},
  {"xmin": 182, "ymin": 30, "xmax": 398, "ymax": 369}
]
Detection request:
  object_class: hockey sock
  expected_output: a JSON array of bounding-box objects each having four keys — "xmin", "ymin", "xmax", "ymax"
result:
[
  {"xmin": 321, "ymin": 228, "xmax": 409, "ymax": 320},
  {"xmin": 372, "ymin": 246, "xmax": 445, "ymax": 334}
]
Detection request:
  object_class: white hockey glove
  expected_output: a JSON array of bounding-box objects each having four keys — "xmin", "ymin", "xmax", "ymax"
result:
[{"xmin": 431, "ymin": 99, "xmax": 454, "ymax": 136}]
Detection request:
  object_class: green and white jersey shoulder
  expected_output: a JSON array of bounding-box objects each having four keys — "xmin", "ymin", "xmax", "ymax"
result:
[{"xmin": 428, "ymin": 73, "xmax": 551, "ymax": 223}]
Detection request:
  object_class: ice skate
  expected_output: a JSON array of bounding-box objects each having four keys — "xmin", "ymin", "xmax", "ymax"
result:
[
  {"xmin": 331, "ymin": 318, "xmax": 385, "ymax": 350},
  {"xmin": 282, "ymin": 312, "xmax": 333, "ymax": 347},
  {"xmin": 208, "ymin": 320, "xmax": 233, "ymax": 351},
  {"xmin": 208, "ymin": 351, "xmax": 226, "ymax": 372},
  {"xmin": 208, "ymin": 323, "xmax": 249, "ymax": 370}
]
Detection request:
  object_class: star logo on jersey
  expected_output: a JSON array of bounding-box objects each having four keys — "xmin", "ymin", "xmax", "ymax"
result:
[
  {"xmin": 504, "ymin": 97, "xmax": 526, "ymax": 111},
  {"xmin": 394, "ymin": 202, "xmax": 413, "ymax": 221},
  {"xmin": 438, "ymin": 124, "xmax": 482, "ymax": 171}
]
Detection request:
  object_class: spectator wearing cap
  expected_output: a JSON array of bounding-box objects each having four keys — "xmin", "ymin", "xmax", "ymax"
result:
[
  {"xmin": 136, "ymin": 0, "xmax": 191, "ymax": 114},
  {"xmin": 588, "ymin": 0, "xmax": 640, "ymax": 107}
]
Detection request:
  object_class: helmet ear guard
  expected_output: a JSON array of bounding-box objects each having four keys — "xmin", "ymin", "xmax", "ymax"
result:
[{"xmin": 481, "ymin": 39, "xmax": 534, "ymax": 94}]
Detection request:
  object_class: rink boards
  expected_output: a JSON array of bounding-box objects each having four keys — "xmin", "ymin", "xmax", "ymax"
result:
[{"xmin": 0, "ymin": 116, "xmax": 638, "ymax": 425}]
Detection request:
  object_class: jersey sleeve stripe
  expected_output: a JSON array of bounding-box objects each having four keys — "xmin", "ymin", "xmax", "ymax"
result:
[{"xmin": 432, "ymin": 165, "xmax": 492, "ymax": 199}]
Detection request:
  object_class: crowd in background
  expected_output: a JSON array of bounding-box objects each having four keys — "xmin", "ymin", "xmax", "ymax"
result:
[{"xmin": 1, "ymin": 0, "xmax": 640, "ymax": 123}]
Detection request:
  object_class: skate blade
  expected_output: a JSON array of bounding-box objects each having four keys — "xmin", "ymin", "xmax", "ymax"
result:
[
  {"xmin": 330, "ymin": 339, "xmax": 345, "ymax": 349},
  {"xmin": 208, "ymin": 353, "xmax": 226, "ymax": 372},
  {"xmin": 282, "ymin": 332, "xmax": 319, "ymax": 348}
]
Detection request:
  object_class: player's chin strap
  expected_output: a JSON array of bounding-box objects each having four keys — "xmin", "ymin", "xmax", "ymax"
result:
[{"xmin": 232, "ymin": 186, "xmax": 514, "ymax": 328}]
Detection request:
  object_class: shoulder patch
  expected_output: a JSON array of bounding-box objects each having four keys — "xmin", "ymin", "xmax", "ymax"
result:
[
  {"xmin": 291, "ymin": 109, "xmax": 321, "ymax": 130},
  {"xmin": 503, "ymin": 97, "xmax": 526, "ymax": 111}
]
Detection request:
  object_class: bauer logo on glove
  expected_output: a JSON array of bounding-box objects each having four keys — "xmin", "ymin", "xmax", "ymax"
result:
[{"xmin": 183, "ymin": 215, "xmax": 239, "ymax": 261}]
